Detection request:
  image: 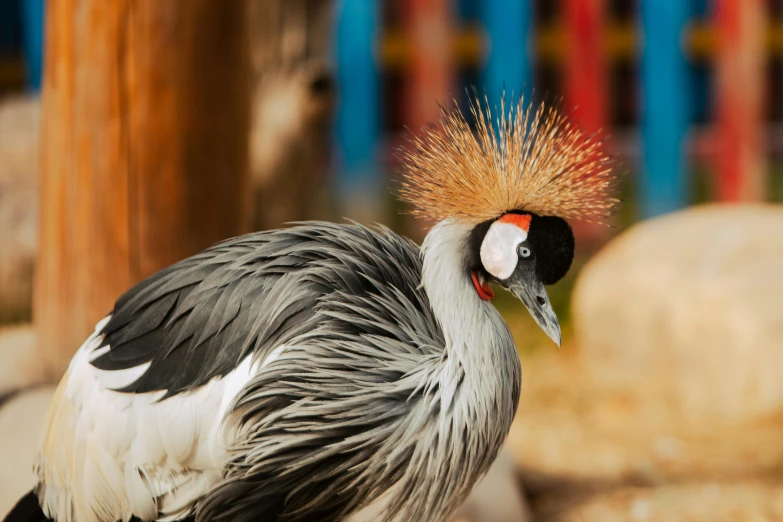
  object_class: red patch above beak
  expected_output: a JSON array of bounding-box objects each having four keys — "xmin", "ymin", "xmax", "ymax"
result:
[
  {"xmin": 499, "ymin": 212, "xmax": 532, "ymax": 232},
  {"xmin": 471, "ymin": 271, "xmax": 495, "ymax": 301}
]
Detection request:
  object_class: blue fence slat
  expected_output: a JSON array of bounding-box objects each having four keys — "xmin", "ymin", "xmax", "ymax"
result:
[
  {"xmin": 479, "ymin": 0, "xmax": 532, "ymax": 113},
  {"xmin": 20, "ymin": 0, "xmax": 44, "ymax": 90},
  {"xmin": 334, "ymin": 0, "xmax": 381, "ymax": 199},
  {"xmin": 640, "ymin": 0, "xmax": 690, "ymax": 217}
]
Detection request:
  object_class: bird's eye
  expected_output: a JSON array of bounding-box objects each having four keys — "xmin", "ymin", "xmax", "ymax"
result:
[{"xmin": 518, "ymin": 245, "xmax": 531, "ymax": 258}]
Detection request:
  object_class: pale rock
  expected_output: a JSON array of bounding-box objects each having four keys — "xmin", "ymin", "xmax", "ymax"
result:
[
  {"xmin": 0, "ymin": 324, "xmax": 42, "ymax": 396},
  {"xmin": 573, "ymin": 204, "xmax": 783, "ymax": 425},
  {"xmin": 0, "ymin": 387, "xmax": 55, "ymax": 518}
]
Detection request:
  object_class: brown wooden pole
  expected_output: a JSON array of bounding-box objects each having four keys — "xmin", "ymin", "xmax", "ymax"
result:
[{"xmin": 35, "ymin": 0, "xmax": 251, "ymax": 379}]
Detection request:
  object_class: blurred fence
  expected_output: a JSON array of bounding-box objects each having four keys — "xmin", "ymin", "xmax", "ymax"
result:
[
  {"xmin": 3, "ymin": 0, "xmax": 782, "ymax": 220},
  {"xmin": 333, "ymin": 0, "xmax": 783, "ymax": 219}
]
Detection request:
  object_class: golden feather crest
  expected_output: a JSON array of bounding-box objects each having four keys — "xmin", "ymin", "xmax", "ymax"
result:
[{"xmin": 399, "ymin": 95, "xmax": 618, "ymax": 225}]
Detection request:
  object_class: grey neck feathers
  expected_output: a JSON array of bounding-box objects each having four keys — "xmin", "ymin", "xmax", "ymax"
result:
[
  {"xmin": 421, "ymin": 219, "xmax": 487, "ymax": 354},
  {"xmin": 421, "ymin": 220, "xmax": 512, "ymax": 361},
  {"xmin": 420, "ymin": 219, "xmax": 520, "ymax": 410},
  {"xmin": 413, "ymin": 219, "xmax": 521, "ymax": 521}
]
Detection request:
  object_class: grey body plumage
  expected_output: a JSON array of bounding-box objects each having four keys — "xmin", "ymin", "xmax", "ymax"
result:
[{"xmin": 92, "ymin": 221, "xmax": 521, "ymax": 522}]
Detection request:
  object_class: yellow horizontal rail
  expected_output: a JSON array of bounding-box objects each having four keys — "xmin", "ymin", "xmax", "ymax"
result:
[{"xmin": 380, "ymin": 22, "xmax": 783, "ymax": 70}]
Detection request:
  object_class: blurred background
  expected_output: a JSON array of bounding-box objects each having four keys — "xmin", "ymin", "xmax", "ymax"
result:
[{"xmin": 1, "ymin": 0, "xmax": 783, "ymax": 521}]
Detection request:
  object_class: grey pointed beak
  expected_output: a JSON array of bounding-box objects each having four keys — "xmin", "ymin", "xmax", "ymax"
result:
[{"xmin": 508, "ymin": 271, "xmax": 561, "ymax": 347}]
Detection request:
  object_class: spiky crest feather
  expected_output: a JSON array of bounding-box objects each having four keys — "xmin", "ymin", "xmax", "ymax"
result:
[{"xmin": 399, "ymin": 94, "xmax": 618, "ymax": 224}]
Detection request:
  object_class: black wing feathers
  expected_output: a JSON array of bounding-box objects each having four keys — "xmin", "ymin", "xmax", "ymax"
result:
[{"xmin": 89, "ymin": 222, "xmax": 432, "ymax": 400}]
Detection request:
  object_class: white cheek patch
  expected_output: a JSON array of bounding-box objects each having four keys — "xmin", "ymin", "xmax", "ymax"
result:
[{"xmin": 480, "ymin": 221, "xmax": 529, "ymax": 280}]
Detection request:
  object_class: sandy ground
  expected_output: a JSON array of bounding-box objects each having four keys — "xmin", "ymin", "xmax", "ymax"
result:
[{"xmin": 0, "ymin": 387, "xmax": 54, "ymax": 515}]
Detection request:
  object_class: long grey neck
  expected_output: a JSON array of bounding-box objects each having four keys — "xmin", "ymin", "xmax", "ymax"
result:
[
  {"xmin": 418, "ymin": 219, "xmax": 521, "ymax": 505},
  {"xmin": 420, "ymin": 220, "xmax": 520, "ymax": 398},
  {"xmin": 421, "ymin": 220, "xmax": 495, "ymax": 361},
  {"xmin": 369, "ymin": 219, "xmax": 522, "ymax": 522}
]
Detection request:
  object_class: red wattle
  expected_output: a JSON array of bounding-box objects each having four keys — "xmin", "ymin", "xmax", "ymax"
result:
[{"xmin": 470, "ymin": 271, "xmax": 494, "ymax": 301}]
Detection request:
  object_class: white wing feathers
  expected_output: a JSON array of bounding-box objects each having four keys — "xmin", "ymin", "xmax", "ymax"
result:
[{"xmin": 34, "ymin": 316, "xmax": 258, "ymax": 522}]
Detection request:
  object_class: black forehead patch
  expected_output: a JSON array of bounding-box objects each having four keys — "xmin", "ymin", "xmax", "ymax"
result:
[{"xmin": 526, "ymin": 214, "xmax": 574, "ymax": 285}]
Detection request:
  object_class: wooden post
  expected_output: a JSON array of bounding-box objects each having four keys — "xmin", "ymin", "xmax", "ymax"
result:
[
  {"xmin": 715, "ymin": 0, "xmax": 766, "ymax": 201},
  {"xmin": 35, "ymin": 0, "xmax": 251, "ymax": 379},
  {"xmin": 640, "ymin": 0, "xmax": 690, "ymax": 217}
]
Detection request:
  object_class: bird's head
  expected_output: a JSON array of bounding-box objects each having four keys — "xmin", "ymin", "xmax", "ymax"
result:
[
  {"xmin": 467, "ymin": 211, "xmax": 573, "ymax": 345},
  {"xmin": 400, "ymin": 94, "xmax": 617, "ymax": 346}
]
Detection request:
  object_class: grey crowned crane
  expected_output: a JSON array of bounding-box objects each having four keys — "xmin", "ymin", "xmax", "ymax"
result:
[{"xmin": 5, "ymin": 96, "xmax": 615, "ymax": 522}]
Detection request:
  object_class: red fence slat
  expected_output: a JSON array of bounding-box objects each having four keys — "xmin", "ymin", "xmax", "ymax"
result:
[
  {"xmin": 716, "ymin": 0, "xmax": 766, "ymax": 201},
  {"xmin": 405, "ymin": 0, "xmax": 453, "ymax": 132}
]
